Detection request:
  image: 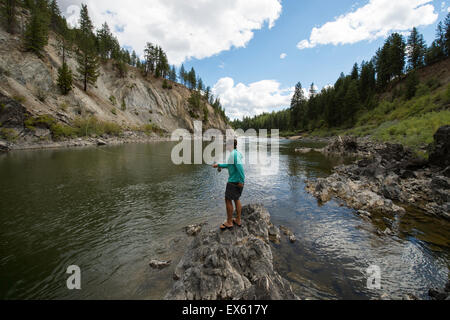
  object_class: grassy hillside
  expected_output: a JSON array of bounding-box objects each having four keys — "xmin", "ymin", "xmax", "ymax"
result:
[{"xmin": 308, "ymin": 58, "xmax": 450, "ymax": 154}]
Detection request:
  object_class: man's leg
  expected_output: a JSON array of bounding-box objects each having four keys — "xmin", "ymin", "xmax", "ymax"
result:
[
  {"xmin": 224, "ymin": 199, "xmax": 234, "ymax": 227},
  {"xmin": 234, "ymin": 200, "xmax": 242, "ymax": 225}
]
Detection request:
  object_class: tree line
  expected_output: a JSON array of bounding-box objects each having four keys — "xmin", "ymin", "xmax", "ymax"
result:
[
  {"xmin": 232, "ymin": 14, "xmax": 450, "ymax": 132},
  {"xmin": 1, "ymin": 0, "xmax": 228, "ymax": 122}
]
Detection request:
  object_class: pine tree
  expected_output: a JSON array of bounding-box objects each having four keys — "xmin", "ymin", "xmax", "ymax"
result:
[
  {"xmin": 24, "ymin": 4, "xmax": 49, "ymax": 56},
  {"xmin": 290, "ymin": 82, "xmax": 307, "ymax": 128},
  {"xmin": 309, "ymin": 83, "xmax": 317, "ymax": 97},
  {"xmin": 407, "ymin": 27, "xmax": 426, "ymax": 70},
  {"xmin": 350, "ymin": 63, "xmax": 359, "ymax": 80},
  {"xmin": 131, "ymin": 50, "xmax": 137, "ymax": 67},
  {"xmin": 49, "ymin": 0, "xmax": 63, "ymax": 33},
  {"xmin": 197, "ymin": 78, "xmax": 204, "ymax": 92},
  {"xmin": 169, "ymin": 65, "xmax": 177, "ymax": 82},
  {"xmin": 388, "ymin": 33, "xmax": 406, "ymax": 79},
  {"xmin": 188, "ymin": 67, "xmax": 196, "ymax": 89},
  {"xmin": 57, "ymin": 61, "xmax": 73, "ymax": 95},
  {"xmin": 444, "ymin": 13, "xmax": 450, "ymax": 56},
  {"xmin": 97, "ymin": 22, "xmax": 114, "ymax": 60},
  {"xmin": 343, "ymin": 80, "xmax": 360, "ymax": 126},
  {"xmin": 359, "ymin": 60, "xmax": 376, "ymax": 102},
  {"xmin": 2, "ymin": 0, "xmax": 17, "ymax": 34},
  {"xmin": 179, "ymin": 64, "xmax": 186, "ymax": 85},
  {"xmin": 76, "ymin": 4, "xmax": 99, "ymax": 92}
]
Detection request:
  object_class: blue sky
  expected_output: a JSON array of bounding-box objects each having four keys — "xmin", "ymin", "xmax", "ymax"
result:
[{"xmin": 59, "ymin": 0, "xmax": 450, "ymax": 119}]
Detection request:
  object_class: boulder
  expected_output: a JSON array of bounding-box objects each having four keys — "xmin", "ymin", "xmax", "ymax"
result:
[
  {"xmin": 429, "ymin": 125, "xmax": 450, "ymax": 168},
  {"xmin": 165, "ymin": 204, "xmax": 299, "ymax": 300},
  {"xmin": 96, "ymin": 139, "xmax": 107, "ymax": 146},
  {"xmin": 0, "ymin": 140, "xmax": 10, "ymax": 153}
]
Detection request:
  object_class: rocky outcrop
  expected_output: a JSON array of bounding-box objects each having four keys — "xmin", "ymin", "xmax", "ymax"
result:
[
  {"xmin": 306, "ymin": 134, "xmax": 450, "ymax": 220},
  {"xmin": 165, "ymin": 204, "xmax": 299, "ymax": 300}
]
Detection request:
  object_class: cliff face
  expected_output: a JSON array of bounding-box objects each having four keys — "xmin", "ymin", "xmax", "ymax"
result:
[{"xmin": 0, "ymin": 25, "xmax": 228, "ymax": 143}]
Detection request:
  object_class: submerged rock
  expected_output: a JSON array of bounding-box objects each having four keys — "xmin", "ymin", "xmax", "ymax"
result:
[
  {"xmin": 149, "ymin": 259, "xmax": 172, "ymax": 270},
  {"xmin": 184, "ymin": 224, "xmax": 204, "ymax": 237},
  {"xmin": 165, "ymin": 204, "xmax": 299, "ymax": 300}
]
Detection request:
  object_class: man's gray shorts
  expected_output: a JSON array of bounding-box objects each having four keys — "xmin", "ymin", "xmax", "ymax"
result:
[{"xmin": 225, "ymin": 182, "xmax": 244, "ymax": 201}]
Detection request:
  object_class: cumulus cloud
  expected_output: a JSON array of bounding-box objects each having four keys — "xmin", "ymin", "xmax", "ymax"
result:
[
  {"xmin": 57, "ymin": 0, "xmax": 282, "ymax": 65},
  {"xmin": 297, "ymin": 0, "xmax": 438, "ymax": 50},
  {"xmin": 280, "ymin": 53, "xmax": 287, "ymax": 59},
  {"xmin": 212, "ymin": 78, "xmax": 294, "ymax": 120}
]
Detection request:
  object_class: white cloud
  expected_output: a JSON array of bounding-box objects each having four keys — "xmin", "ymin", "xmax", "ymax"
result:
[
  {"xmin": 297, "ymin": 0, "xmax": 438, "ymax": 50},
  {"xmin": 212, "ymin": 78, "xmax": 294, "ymax": 120},
  {"xmin": 280, "ymin": 53, "xmax": 287, "ymax": 59},
  {"xmin": 58, "ymin": 0, "xmax": 282, "ymax": 65}
]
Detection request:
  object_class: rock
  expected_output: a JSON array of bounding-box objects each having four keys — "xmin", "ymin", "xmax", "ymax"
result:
[
  {"xmin": 279, "ymin": 225, "xmax": 294, "ymax": 237},
  {"xmin": 322, "ymin": 136, "xmax": 358, "ymax": 155},
  {"xmin": 184, "ymin": 224, "xmax": 204, "ymax": 237},
  {"xmin": 429, "ymin": 125, "xmax": 450, "ymax": 168},
  {"xmin": 445, "ymin": 280, "xmax": 450, "ymax": 293},
  {"xmin": 382, "ymin": 175, "xmax": 401, "ymax": 200},
  {"xmin": 295, "ymin": 148, "xmax": 312, "ymax": 154},
  {"xmin": 165, "ymin": 204, "xmax": 299, "ymax": 300},
  {"xmin": 149, "ymin": 259, "xmax": 172, "ymax": 269},
  {"xmin": 357, "ymin": 210, "xmax": 371, "ymax": 218},
  {"xmin": 97, "ymin": 139, "xmax": 107, "ymax": 146},
  {"xmin": 289, "ymin": 235, "xmax": 297, "ymax": 243},
  {"xmin": 428, "ymin": 288, "xmax": 448, "ymax": 300},
  {"xmin": 431, "ymin": 176, "xmax": 450, "ymax": 191},
  {"xmin": 441, "ymin": 167, "xmax": 450, "ymax": 178},
  {"xmin": 268, "ymin": 224, "xmax": 281, "ymax": 244},
  {"xmin": 0, "ymin": 140, "xmax": 10, "ymax": 153},
  {"xmin": 403, "ymin": 294, "xmax": 419, "ymax": 300}
]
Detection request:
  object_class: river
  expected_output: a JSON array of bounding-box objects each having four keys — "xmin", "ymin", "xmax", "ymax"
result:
[{"xmin": 0, "ymin": 139, "xmax": 448, "ymax": 299}]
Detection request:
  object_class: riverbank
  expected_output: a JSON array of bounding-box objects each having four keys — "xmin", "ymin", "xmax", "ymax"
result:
[
  {"xmin": 0, "ymin": 131, "xmax": 171, "ymax": 152},
  {"xmin": 300, "ymin": 127, "xmax": 449, "ymax": 221}
]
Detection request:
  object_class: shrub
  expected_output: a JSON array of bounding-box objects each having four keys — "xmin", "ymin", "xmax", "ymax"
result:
[
  {"xmin": 73, "ymin": 116, "xmax": 123, "ymax": 137},
  {"xmin": 0, "ymin": 103, "xmax": 5, "ymax": 113},
  {"xmin": 135, "ymin": 123, "xmax": 165, "ymax": 136},
  {"xmin": 24, "ymin": 114, "xmax": 57, "ymax": 130},
  {"xmin": 121, "ymin": 98, "xmax": 126, "ymax": 111},
  {"xmin": 109, "ymin": 95, "xmax": 117, "ymax": 106},
  {"xmin": 13, "ymin": 95, "xmax": 26, "ymax": 104},
  {"xmin": 111, "ymin": 108, "xmax": 117, "ymax": 115},
  {"xmin": 59, "ymin": 102, "xmax": 68, "ymax": 112},
  {"xmin": 415, "ymin": 83, "xmax": 430, "ymax": 97},
  {"xmin": 50, "ymin": 123, "xmax": 77, "ymax": 140},
  {"xmin": 0, "ymin": 128, "xmax": 18, "ymax": 141}
]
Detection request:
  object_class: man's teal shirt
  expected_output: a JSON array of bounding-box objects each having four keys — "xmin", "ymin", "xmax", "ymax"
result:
[{"xmin": 218, "ymin": 149, "xmax": 245, "ymax": 184}]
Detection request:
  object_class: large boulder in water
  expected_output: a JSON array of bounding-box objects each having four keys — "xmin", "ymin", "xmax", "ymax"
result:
[
  {"xmin": 165, "ymin": 204, "xmax": 299, "ymax": 300},
  {"xmin": 429, "ymin": 126, "xmax": 450, "ymax": 168}
]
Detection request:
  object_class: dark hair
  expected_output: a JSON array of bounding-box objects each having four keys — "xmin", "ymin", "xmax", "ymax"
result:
[{"xmin": 234, "ymin": 139, "xmax": 238, "ymax": 150}]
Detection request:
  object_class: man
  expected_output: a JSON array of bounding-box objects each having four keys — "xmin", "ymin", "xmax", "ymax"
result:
[{"xmin": 213, "ymin": 138, "xmax": 245, "ymax": 230}]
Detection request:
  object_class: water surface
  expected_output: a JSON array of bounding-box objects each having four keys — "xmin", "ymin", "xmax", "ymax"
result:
[{"xmin": 0, "ymin": 140, "xmax": 448, "ymax": 299}]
